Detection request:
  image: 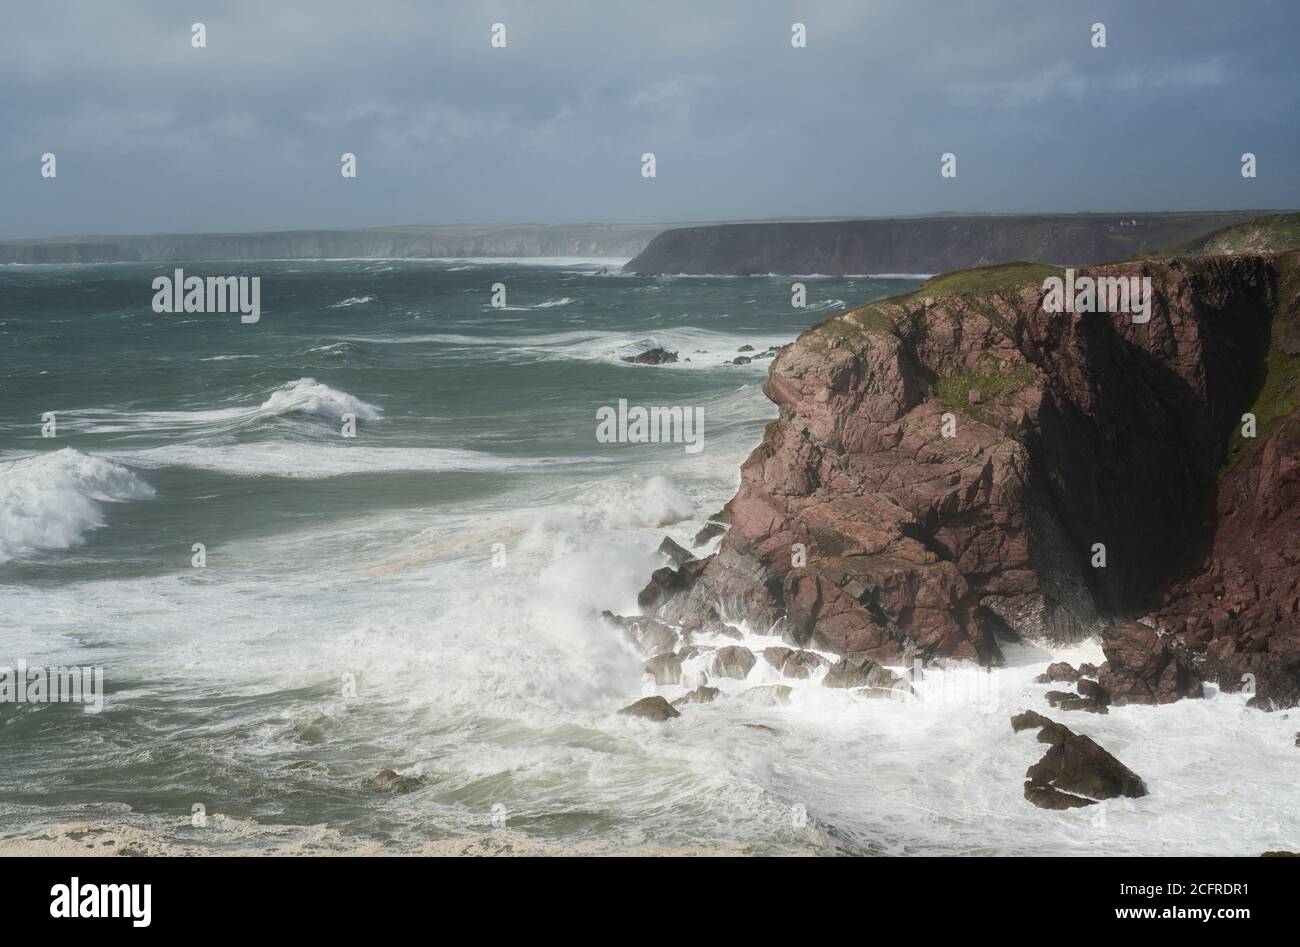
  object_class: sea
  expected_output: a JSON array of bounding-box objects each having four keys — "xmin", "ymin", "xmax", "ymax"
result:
[{"xmin": 1, "ymin": 258, "xmax": 1296, "ymax": 855}]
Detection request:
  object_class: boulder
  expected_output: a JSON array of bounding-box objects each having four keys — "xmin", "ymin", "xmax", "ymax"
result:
[
  {"xmin": 711, "ymin": 646, "xmax": 756, "ymax": 680},
  {"xmin": 1098, "ymin": 622, "xmax": 1204, "ymax": 705},
  {"xmin": 618, "ymin": 696, "xmax": 681, "ymax": 721},
  {"xmin": 1012, "ymin": 712, "xmax": 1147, "ymax": 808},
  {"xmin": 822, "ymin": 655, "xmax": 912, "ymax": 694},
  {"xmin": 1036, "ymin": 662, "xmax": 1080, "ymax": 684},
  {"xmin": 1076, "ymin": 677, "xmax": 1111, "ymax": 705},
  {"xmin": 643, "ymin": 652, "xmax": 683, "ymax": 686},
  {"xmin": 762, "ymin": 646, "xmax": 828, "ymax": 679}
]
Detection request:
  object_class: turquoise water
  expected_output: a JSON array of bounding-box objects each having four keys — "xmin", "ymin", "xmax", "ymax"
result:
[{"xmin": 0, "ymin": 259, "xmax": 928, "ymax": 853}]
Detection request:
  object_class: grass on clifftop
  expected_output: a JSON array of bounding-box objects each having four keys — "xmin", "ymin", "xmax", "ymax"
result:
[
  {"xmin": 1174, "ymin": 213, "xmax": 1300, "ymax": 258},
  {"xmin": 905, "ymin": 262, "xmax": 1063, "ymax": 301}
]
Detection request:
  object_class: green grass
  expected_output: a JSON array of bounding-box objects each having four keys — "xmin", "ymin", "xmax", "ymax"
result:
[
  {"xmin": 1174, "ymin": 213, "xmax": 1300, "ymax": 257},
  {"xmin": 806, "ymin": 261, "xmax": 1060, "ymax": 350},
  {"xmin": 933, "ymin": 360, "xmax": 1037, "ymax": 426},
  {"xmin": 904, "ymin": 262, "xmax": 1063, "ymax": 301}
]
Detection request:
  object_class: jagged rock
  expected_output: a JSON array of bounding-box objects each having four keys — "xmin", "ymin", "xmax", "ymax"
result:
[
  {"xmin": 1098, "ymin": 622, "xmax": 1204, "ymax": 705},
  {"xmin": 657, "ymin": 536, "xmax": 695, "ymax": 568},
  {"xmin": 762, "ymin": 646, "xmax": 828, "ymax": 679},
  {"xmin": 1037, "ymin": 662, "xmax": 1080, "ymax": 684},
  {"xmin": 711, "ymin": 646, "xmax": 756, "ymax": 680},
  {"xmin": 637, "ymin": 565, "xmax": 692, "ymax": 611},
  {"xmin": 1010, "ymin": 709, "xmax": 1063, "ymax": 734},
  {"xmin": 823, "ymin": 655, "xmax": 912, "ymax": 694},
  {"xmin": 1012, "ymin": 712, "xmax": 1147, "ymax": 807},
  {"xmin": 1045, "ymin": 690, "xmax": 1109, "ymax": 714},
  {"xmin": 618, "ymin": 696, "xmax": 681, "ymax": 721},
  {"xmin": 740, "ymin": 685, "xmax": 793, "ymax": 706},
  {"xmin": 602, "ymin": 611, "xmax": 678, "ymax": 656},
  {"xmin": 368, "ymin": 769, "xmax": 425, "ymax": 794},
  {"xmin": 619, "ymin": 254, "xmax": 1300, "ymax": 704},
  {"xmin": 738, "ymin": 345, "xmax": 755, "ymax": 352},
  {"xmin": 691, "ymin": 507, "xmax": 732, "ymax": 547},
  {"xmin": 1024, "ymin": 784, "xmax": 1095, "ymax": 810},
  {"xmin": 621, "ymin": 347, "xmax": 678, "ymax": 365},
  {"xmin": 732, "ymin": 355, "xmax": 752, "ymax": 365},
  {"xmin": 643, "ymin": 652, "xmax": 683, "ymax": 686},
  {"xmin": 1076, "ymin": 678, "xmax": 1111, "ymax": 705},
  {"xmin": 671, "ymin": 686, "xmax": 721, "ymax": 707},
  {"xmin": 1078, "ymin": 662, "xmax": 1100, "ymax": 678}
]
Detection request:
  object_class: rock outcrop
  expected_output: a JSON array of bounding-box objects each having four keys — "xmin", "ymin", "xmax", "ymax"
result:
[
  {"xmin": 626, "ymin": 252, "xmax": 1300, "ymax": 707},
  {"xmin": 618, "ymin": 696, "xmax": 681, "ymax": 722},
  {"xmin": 1012, "ymin": 711, "xmax": 1147, "ymax": 809}
]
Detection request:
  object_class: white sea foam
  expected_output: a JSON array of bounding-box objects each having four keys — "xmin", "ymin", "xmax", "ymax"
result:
[
  {"xmin": 0, "ymin": 449, "xmax": 154, "ymax": 564},
  {"xmin": 109, "ymin": 443, "xmax": 608, "ymax": 478},
  {"xmin": 329, "ymin": 295, "xmax": 375, "ymax": 308},
  {"xmin": 336, "ymin": 327, "xmax": 793, "ymax": 370}
]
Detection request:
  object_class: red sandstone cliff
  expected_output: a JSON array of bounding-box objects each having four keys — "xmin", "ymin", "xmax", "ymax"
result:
[{"xmin": 634, "ymin": 253, "xmax": 1300, "ymax": 708}]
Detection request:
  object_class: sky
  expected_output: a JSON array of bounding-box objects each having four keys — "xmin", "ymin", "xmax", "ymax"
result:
[{"xmin": 3, "ymin": 0, "xmax": 1298, "ymax": 238}]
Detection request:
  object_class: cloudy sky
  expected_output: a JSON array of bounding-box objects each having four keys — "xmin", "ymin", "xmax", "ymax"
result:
[{"xmin": 3, "ymin": 0, "xmax": 1298, "ymax": 238}]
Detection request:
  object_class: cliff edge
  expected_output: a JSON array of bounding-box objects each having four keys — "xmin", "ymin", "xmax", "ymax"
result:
[{"xmin": 632, "ymin": 253, "xmax": 1300, "ymax": 708}]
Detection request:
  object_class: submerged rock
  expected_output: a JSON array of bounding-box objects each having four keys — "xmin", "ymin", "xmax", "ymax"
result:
[
  {"xmin": 671, "ymin": 685, "xmax": 721, "ymax": 707},
  {"xmin": 368, "ymin": 769, "xmax": 426, "ymax": 794},
  {"xmin": 621, "ymin": 347, "xmax": 678, "ymax": 365},
  {"xmin": 1045, "ymin": 690, "xmax": 1109, "ymax": 714},
  {"xmin": 618, "ymin": 696, "xmax": 681, "ymax": 721},
  {"xmin": 740, "ymin": 684, "xmax": 793, "ymax": 706}
]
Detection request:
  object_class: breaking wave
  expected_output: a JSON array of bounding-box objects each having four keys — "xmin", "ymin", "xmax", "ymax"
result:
[{"xmin": 0, "ymin": 449, "xmax": 155, "ymax": 563}]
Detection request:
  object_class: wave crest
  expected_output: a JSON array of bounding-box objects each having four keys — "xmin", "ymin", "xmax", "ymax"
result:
[{"xmin": 0, "ymin": 449, "xmax": 154, "ymax": 563}]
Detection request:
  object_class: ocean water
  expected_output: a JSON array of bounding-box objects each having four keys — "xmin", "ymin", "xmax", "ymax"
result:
[{"xmin": 1, "ymin": 259, "xmax": 1296, "ymax": 856}]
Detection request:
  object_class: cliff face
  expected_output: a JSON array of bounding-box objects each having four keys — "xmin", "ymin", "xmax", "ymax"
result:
[
  {"xmin": 0, "ymin": 223, "xmax": 666, "ymax": 264},
  {"xmin": 638, "ymin": 253, "xmax": 1300, "ymax": 707},
  {"xmin": 625, "ymin": 213, "xmax": 1269, "ymax": 275}
]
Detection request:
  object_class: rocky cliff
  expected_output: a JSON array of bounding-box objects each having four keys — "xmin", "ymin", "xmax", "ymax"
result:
[
  {"xmin": 634, "ymin": 253, "xmax": 1300, "ymax": 708},
  {"xmin": 624, "ymin": 213, "xmax": 1274, "ymax": 275},
  {"xmin": 0, "ymin": 223, "xmax": 667, "ymax": 264}
]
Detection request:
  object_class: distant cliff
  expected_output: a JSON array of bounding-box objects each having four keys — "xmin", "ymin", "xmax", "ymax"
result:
[
  {"xmin": 0, "ymin": 223, "xmax": 667, "ymax": 264},
  {"xmin": 624, "ymin": 213, "xmax": 1279, "ymax": 275}
]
